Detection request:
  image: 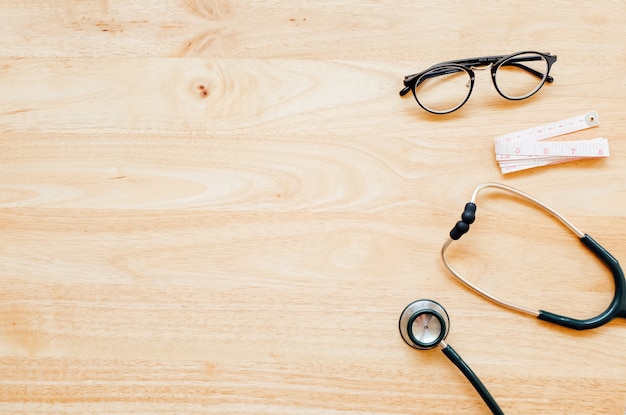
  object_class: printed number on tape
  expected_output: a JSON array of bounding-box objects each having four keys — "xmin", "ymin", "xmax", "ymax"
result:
[{"xmin": 495, "ymin": 111, "xmax": 609, "ymax": 174}]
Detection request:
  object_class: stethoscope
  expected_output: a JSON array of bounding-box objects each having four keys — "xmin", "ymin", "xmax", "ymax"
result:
[{"xmin": 399, "ymin": 183, "xmax": 626, "ymax": 414}]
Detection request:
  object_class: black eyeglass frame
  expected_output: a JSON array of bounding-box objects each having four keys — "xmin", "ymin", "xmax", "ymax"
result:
[{"xmin": 399, "ymin": 51, "xmax": 557, "ymax": 114}]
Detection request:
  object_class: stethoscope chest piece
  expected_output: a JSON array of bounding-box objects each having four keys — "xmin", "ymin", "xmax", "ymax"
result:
[
  {"xmin": 399, "ymin": 299, "xmax": 505, "ymax": 413},
  {"xmin": 399, "ymin": 299, "xmax": 450, "ymax": 349}
]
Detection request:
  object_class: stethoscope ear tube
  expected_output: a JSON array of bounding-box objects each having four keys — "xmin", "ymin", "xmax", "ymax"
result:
[{"xmin": 442, "ymin": 183, "xmax": 626, "ymax": 330}]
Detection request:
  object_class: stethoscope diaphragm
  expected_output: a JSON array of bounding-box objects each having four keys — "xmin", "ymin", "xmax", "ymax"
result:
[{"xmin": 399, "ymin": 299, "xmax": 450, "ymax": 349}]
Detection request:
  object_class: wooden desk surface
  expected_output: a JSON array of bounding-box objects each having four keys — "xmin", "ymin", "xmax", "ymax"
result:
[{"xmin": 1, "ymin": 1, "xmax": 626, "ymax": 414}]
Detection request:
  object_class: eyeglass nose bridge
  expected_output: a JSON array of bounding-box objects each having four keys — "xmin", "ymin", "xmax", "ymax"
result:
[
  {"xmin": 469, "ymin": 63, "xmax": 493, "ymax": 71},
  {"xmin": 466, "ymin": 64, "xmax": 495, "ymax": 90}
]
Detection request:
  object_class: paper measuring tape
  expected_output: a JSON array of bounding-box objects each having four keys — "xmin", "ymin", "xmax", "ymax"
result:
[{"xmin": 495, "ymin": 111, "xmax": 609, "ymax": 173}]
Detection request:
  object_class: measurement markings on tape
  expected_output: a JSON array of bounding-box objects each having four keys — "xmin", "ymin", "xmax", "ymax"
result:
[
  {"xmin": 497, "ymin": 137, "xmax": 610, "ymax": 159},
  {"xmin": 494, "ymin": 111, "xmax": 608, "ymax": 174},
  {"xmin": 495, "ymin": 111, "xmax": 600, "ymax": 143}
]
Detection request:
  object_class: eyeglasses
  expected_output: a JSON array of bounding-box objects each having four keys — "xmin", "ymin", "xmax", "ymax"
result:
[{"xmin": 399, "ymin": 51, "xmax": 557, "ymax": 114}]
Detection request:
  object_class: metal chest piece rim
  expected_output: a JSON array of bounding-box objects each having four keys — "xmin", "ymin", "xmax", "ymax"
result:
[{"xmin": 399, "ymin": 299, "xmax": 450, "ymax": 349}]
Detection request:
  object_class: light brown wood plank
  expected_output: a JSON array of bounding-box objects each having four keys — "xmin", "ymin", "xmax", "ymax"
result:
[{"xmin": 1, "ymin": 1, "xmax": 625, "ymax": 60}]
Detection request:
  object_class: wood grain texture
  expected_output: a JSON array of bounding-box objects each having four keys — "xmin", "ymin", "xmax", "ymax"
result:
[{"xmin": 1, "ymin": 1, "xmax": 626, "ymax": 414}]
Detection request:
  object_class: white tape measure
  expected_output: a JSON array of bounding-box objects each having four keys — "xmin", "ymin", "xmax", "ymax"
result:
[{"xmin": 495, "ymin": 111, "xmax": 609, "ymax": 173}]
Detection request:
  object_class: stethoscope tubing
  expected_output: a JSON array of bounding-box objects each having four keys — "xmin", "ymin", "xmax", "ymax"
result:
[{"xmin": 439, "ymin": 340, "xmax": 504, "ymax": 415}]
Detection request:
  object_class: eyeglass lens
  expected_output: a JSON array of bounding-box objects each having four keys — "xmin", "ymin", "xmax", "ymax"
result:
[
  {"xmin": 495, "ymin": 52, "xmax": 549, "ymax": 99},
  {"xmin": 414, "ymin": 66, "xmax": 471, "ymax": 114}
]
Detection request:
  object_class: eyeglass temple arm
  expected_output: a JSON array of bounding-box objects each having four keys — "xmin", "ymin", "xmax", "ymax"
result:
[
  {"xmin": 502, "ymin": 61, "xmax": 554, "ymax": 83},
  {"xmin": 399, "ymin": 55, "xmax": 554, "ymax": 96},
  {"xmin": 399, "ymin": 66, "xmax": 469, "ymax": 96},
  {"xmin": 400, "ymin": 56, "xmax": 501, "ymax": 96}
]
